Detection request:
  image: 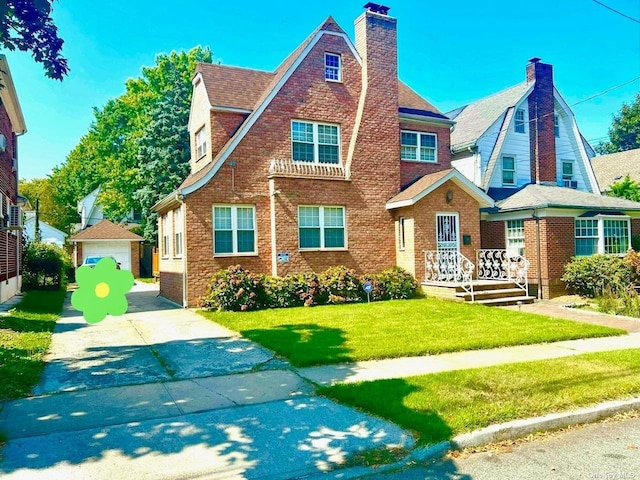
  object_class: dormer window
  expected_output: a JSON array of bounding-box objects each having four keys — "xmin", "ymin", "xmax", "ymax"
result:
[
  {"xmin": 514, "ymin": 109, "xmax": 525, "ymax": 133},
  {"xmin": 195, "ymin": 126, "xmax": 207, "ymax": 159},
  {"xmin": 324, "ymin": 53, "xmax": 341, "ymax": 82}
]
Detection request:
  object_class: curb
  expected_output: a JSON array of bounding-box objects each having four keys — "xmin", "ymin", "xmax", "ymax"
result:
[{"xmin": 302, "ymin": 397, "xmax": 640, "ymax": 480}]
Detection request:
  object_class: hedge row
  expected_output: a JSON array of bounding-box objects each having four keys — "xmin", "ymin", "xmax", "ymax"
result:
[{"xmin": 200, "ymin": 265, "xmax": 419, "ymax": 311}]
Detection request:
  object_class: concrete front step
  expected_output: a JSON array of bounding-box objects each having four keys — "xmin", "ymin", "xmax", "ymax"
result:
[
  {"xmin": 454, "ymin": 281, "xmax": 516, "ymax": 293},
  {"xmin": 456, "ymin": 288, "xmax": 527, "ymax": 301},
  {"xmin": 474, "ymin": 295, "xmax": 536, "ymax": 306}
]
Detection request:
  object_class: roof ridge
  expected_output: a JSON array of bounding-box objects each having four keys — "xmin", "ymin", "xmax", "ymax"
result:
[{"xmin": 196, "ymin": 62, "xmax": 274, "ymax": 75}]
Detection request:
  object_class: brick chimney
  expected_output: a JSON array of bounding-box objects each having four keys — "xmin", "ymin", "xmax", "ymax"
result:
[
  {"xmin": 354, "ymin": 3, "xmax": 398, "ymax": 105},
  {"xmin": 527, "ymin": 58, "xmax": 557, "ymax": 184}
]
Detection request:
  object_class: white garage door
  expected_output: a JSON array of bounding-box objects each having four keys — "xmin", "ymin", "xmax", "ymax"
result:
[{"xmin": 83, "ymin": 241, "xmax": 132, "ymax": 271}]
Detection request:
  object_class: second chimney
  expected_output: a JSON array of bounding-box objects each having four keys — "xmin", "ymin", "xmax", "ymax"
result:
[{"xmin": 527, "ymin": 58, "xmax": 557, "ymax": 185}]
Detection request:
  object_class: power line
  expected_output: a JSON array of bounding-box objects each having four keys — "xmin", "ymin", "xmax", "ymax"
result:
[
  {"xmin": 593, "ymin": 0, "xmax": 640, "ymax": 24},
  {"xmin": 570, "ymin": 76, "xmax": 640, "ymax": 108}
]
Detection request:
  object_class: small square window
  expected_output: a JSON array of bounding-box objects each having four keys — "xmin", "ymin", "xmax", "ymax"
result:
[{"xmin": 324, "ymin": 53, "xmax": 341, "ymax": 82}]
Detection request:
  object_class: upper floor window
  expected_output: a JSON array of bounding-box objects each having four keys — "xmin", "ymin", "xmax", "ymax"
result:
[
  {"xmin": 562, "ymin": 160, "xmax": 574, "ymax": 181},
  {"xmin": 324, "ymin": 53, "xmax": 341, "ymax": 81},
  {"xmin": 514, "ymin": 109, "xmax": 525, "ymax": 133},
  {"xmin": 506, "ymin": 219, "xmax": 525, "ymax": 257},
  {"xmin": 161, "ymin": 213, "xmax": 170, "ymax": 257},
  {"xmin": 401, "ymin": 131, "xmax": 437, "ymax": 163},
  {"xmin": 195, "ymin": 126, "xmax": 207, "ymax": 159},
  {"xmin": 299, "ymin": 205, "xmax": 345, "ymax": 250},
  {"xmin": 554, "ymin": 114, "xmax": 560, "ymax": 137},
  {"xmin": 292, "ymin": 120, "xmax": 339, "ymax": 164},
  {"xmin": 502, "ymin": 155, "xmax": 516, "ymax": 186},
  {"xmin": 174, "ymin": 207, "xmax": 183, "ymax": 257},
  {"xmin": 213, "ymin": 205, "xmax": 256, "ymax": 255}
]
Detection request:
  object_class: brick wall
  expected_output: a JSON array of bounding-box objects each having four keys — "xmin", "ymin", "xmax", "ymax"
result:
[
  {"xmin": 480, "ymin": 220, "xmax": 505, "ymax": 249},
  {"xmin": 160, "ymin": 271, "xmax": 183, "ymax": 306},
  {"xmin": 527, "ymin": 60, "xmax": 557, "ymax": 184},
  {"xmin": 130, "ymin": 242, "xmax": 140, "ymax": 278},
  {"xmin": 399, "ymin": 123, "xmax": 451, "ymax": 188}
]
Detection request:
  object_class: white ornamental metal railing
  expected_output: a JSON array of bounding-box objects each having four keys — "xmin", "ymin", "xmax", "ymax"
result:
[
  {"xmin": 476, "ymin": 249, "xmax": 529, "ymax": 295},
  {"xmin": 424, "ymin": 250, "xmax": 475, "ymax": 301},
  {"xmin": 268, "ymin": 158, "xmax": 350, "ymax": 180}
]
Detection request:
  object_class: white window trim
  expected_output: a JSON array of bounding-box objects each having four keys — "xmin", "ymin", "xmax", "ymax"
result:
[
  {"xmin": 554, "ymin": 114, "xmax": 560, "ymax": 138},
  {"xmin": 501, "ymin": 155, "xmax": 517, "ymax": 187},
  {"xmin": 515, "ymin": 109, "xmax": 526, "ymax": 133},
  {"xmin": 505, "ymin": 219, "xmax": 525, "ymax": 257},
  {"xmin": 561, "ymin": 159, "xmax": 574, "ymax": 180},
  {"xmin": 574, "ymin": 215, "xmax": 631, "ymax": 256},
  {"xmin": 400, "ymin": 130, "xmax": 438, "ymax": 163},
  {"xmin": 173, "ymin": 207, "xmax": 183, "ymax": 258},
  {"xmin": 212, "ymin": 205, "xmax": 258, "ymax": 257},
  {"xmin": 291, "ymin": 120, "xmax": 341, "ymax": 165},
  {"xmin": 195, "ymin": 126, "xmax": 207, "ymax": 160},
  {"xmin": 298, "ymin": 205, "xmax": 347, "ymax": 251},
  {"xmin": 399, "ymin": 216, "xmax": 406, "ymax": 251},
  {"xmin": 161, "ymin": 213, "xmax": 170, "ymax": 259},
  {"xmin": 324, "ymin": 52, "xmax": 342, "ymax": 82}
]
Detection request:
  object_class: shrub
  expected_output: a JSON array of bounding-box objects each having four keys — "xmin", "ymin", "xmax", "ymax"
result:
[
  {"xmin": 319, "ymin": 265, "xmax": 362, "ymax": 304},
  {"xmin": 23, "ymin": 242, "xmax": 71, "ymax": 290},
  {"xmin": 562, "ymin": 254, "xmax": 631, "ymax": 298},
  {"xmin": 624, "ymin": 249, "xmax": 640, "ymax": 284},
  {"xmin": 263, "ymin": 274, "xmax": 307, "ymax": 309},
  {"xmin": 199, "ymin": 265, "xmax": 266, "ymax": 311},
  {"xmin": 365, "ymin": 266, "xmax": 418, "ymax": 300}
]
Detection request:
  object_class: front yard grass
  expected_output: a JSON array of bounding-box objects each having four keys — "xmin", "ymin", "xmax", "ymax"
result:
[
  {"xmin": 319, "ymin": 349, "xmax": 640, "ymax": 445},
  {"xmin": 200, "ymin": 297, "xmax": 624, "ymax": 367},
  {"xmin": 0, "ymin": 289, "xmax": 66, "ymax": 401}
]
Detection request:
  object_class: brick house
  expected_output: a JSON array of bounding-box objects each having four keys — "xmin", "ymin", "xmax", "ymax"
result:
[
  {"xmin": 0, "ymin": 55, "xmax": 26, "ymax": 302},
  {"xmin": 153, "ymin": 4, "xmax": 493, "ymax": 306},
  {"xmin": 449, "ymin": 59, "xmax": 640, "ymax": 298}
]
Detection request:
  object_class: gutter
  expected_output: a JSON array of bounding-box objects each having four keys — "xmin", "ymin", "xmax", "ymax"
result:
[{"xmin": 151, "ymin": 191, "xmax": 182, "ymax": 213}]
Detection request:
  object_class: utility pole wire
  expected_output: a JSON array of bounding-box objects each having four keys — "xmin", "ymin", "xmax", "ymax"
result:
[
  {"xmin": 570, "ymin": 76, "xmax": 640, "ymax": 107},
  {"xmin": 593, "ymin": 0, "xmax": 640, "ymax": 24}
]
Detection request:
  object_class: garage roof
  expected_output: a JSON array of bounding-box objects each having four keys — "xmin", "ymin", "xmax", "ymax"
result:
[{"xmin": 69, "ymin": 220, "xmax": 144, "ymax": 242}]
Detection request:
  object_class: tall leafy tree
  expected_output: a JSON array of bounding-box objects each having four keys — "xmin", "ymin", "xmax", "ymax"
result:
[
  {"xmin": 596, "ymin": 93, "xmax": 640, "ymax": 154},
  {"xmin": 606, "ymin": 174, "xmax": 640, "ymax": 202},
  {"xmin": 0, "ymin": 0, "xmax": 68, "ymax": 79},
  {"xmin": 19, "ymin": 177, "xmax": 69, "ymax": 231},
  {"xmin": 50, "ymin": 46, "xmax": 212, "ymax": 234}
]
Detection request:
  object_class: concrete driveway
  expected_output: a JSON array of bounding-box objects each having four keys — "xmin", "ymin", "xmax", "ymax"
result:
[{"xmin": 0, "ymin": 283, "xmax": 413, "ymax": 480}]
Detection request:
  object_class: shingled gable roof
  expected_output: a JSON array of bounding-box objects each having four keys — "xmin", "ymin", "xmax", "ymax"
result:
[
  {"xmin": 173, "ymin": 15, "xmax": 445, "ymax": 197},
  {"xmin": 447, "ymin": 82, "xmax": 533, "ymax": 151},
  {"xmin": 68, "ymin": 220, "xmax": 144, "ymax": 242},
  {"xmin": 386, "ymin": 169, "xmax": 494, "ymax": 209},
  {"xmin": 591, "ymin": 148, "xmax": 640, "ymax": 192}
]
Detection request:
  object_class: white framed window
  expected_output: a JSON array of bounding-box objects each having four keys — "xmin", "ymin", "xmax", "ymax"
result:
[
  {"xmin": 298, "ymin": 206, "xmax": 346, "ymax": 250},
  {"xmin": 400, "ymin": 131, "xmax": 437, "ymax": 163},
  {"xmin": 195, "ymin": 126, "xmax": 207, "ymax": 159},
  {"xmin": 554, "ymin": 114, "xmax": 560, "ymax": 137},
  {"xmin": 213, "ymin": 205, "xmax": 256, "ymax": 255},
  {"xmin": 506, "ymin": 220, "xmax": 525, "ymax": 257},
  {"xmin": 173, "ymin": 207, "xmax": 183, "ymax": 257},
  {"xmin": 161, "ymin": 213, "xmax": 170, "ymax": 257},
  {"xmin": 575, "ymin": 217, "xmax": 630, "ymax": 256},
  {"xmin": 399, "ymin": 217, "xmax": 406, "ymax": 251},
  {"xmin": 502, "ymin": 155, "xmax": 516, "ymax": 186},
  {"xmin": 515, "ymin": 109, "xmax": 525, "ymax": 133},
  {"xmin": 291, "ymin": 120, "xmax": 340, "ymax": 164},
  {"xmin": 324, "ymin": 53, "xmax": 341, "ymax": 81},
  {"xmin": 562, "ymin": 160, "xmax": 573, "ymax": 181}
]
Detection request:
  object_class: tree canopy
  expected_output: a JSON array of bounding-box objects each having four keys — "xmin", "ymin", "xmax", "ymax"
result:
[
  {"xmin": 0, "ymin": 0, "xmax": 68, "ymax": 79},
  {"xmin": 19, "ymin": 177, "xmax": 69, "ymax": 231},
  {"xmin": 596, "ymin": 93, "xmax": 640, "ymax": 155},
  {"xmin": 49, "ymin": 46, "xmax": 212, "ymax": 238},
  {"xmin": 605, "ymin": 174, "xmax": 640, "ymax": 202}
]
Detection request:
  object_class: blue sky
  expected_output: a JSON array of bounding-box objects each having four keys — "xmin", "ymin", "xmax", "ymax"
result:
[{"xmin": 7, "ymin": 0, "xmax": 640, "ymax": 180}]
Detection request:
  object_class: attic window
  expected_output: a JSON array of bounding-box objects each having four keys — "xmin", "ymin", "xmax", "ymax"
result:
[
  {"xmin": 324, "ymin": 53, "xmax": 341, "ymax": 82},
  {"xmin": 514, "ymin": 109, "xmax": 525, "ymax": 133},
  {"xmin": 195, "ymin": 126, "xmax": 207, "ymax": 159}
]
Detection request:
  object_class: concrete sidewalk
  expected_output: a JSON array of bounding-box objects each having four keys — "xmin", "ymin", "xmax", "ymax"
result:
[{"xmin": 299, "ymin": 333, "xmax": 640, "ymax": 386}]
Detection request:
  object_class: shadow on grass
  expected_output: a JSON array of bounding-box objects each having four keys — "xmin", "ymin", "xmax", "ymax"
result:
[
  {"xmin": 0, "ymin": 347, "xmax": 47, "ymax": 400},
  {"xmin": 241, "ymin": 323, "xmax": 351, "ymax": 367}
]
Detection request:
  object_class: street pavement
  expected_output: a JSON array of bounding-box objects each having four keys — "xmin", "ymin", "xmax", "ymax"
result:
[
  {"xmin": 0, "ymin": 283, "xmax": 413, "ymax": 480},
  {"xmin": 369, "ymin": 416, "xmax": 640, "ymax": 480}
]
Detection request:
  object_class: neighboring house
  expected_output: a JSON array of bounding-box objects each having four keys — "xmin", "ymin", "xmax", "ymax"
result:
[
  {"xmin": 0, "ymin": 55, "xmax": 26, "ymax": 303},
  {"xmin": 449, "ymin": 59, "xmax": 640, "ymax": 298},
  {"xmin": 591, "ymin": 148, "xmax": 640, "ymax": 192},
  {"xmin": 75, "ymin": 186, "xmax": 141, "ymax": 232},
  {"xmin": 23, "ymin": 211, "xmax": 67, "ymax": 247},
  {"xmin": 68, "ymin": 220, "xmax": 144, "ymax": 277},
  {"xmin": 153, "ymin": 4, "xmax": 494, "ymax": 306}
]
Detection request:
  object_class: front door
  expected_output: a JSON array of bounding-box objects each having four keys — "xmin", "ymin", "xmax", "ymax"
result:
[{"xmin": 436, "ymin": 213, "xmax": 460, "ymax": 280}]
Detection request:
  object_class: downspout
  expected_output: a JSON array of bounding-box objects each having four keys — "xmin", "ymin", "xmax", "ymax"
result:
[
  {"xmin": 179, "ymin": 196, "xmax": 187, "ymax": 308},
  {"xmin": 533, "ymin": 209, "xmax": 542, "ymax": 300},
  {"xmin": 269, "ymin": 179, "xmax": 278, "ymax": 277}
]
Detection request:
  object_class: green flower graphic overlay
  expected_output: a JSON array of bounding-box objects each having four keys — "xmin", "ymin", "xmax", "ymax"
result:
[{"xmin": 71, "ymin": 257, "xmax": 135, "ymax": 324}]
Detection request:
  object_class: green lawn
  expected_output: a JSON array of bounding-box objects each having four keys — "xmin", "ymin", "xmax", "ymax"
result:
[
  {"xmin": 136, "ymin": 277, "xmax": 157, "ymax": 284},
  {"xmin": 0, "ymin": 289, "xmax": 66, "ymax": 401},
  {"xmin": 200, "ymin": 297, "xmax": 624, "ymax": 367},
  {"xmin": 320, "ymin": 349, "xmax": 640, "ymax": 445}
]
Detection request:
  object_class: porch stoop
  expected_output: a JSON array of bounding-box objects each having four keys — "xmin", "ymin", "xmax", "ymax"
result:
[{"xmin": 455, "ymin": 281, "xmax": 535, "ymax": 306}]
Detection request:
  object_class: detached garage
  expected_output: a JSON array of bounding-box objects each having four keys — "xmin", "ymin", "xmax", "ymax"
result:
[{"xmin": 69, "ymin": 219, "xmax": 144, "ymax": 277}]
